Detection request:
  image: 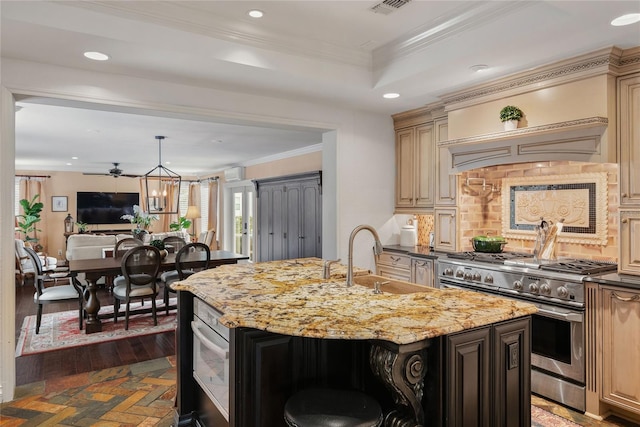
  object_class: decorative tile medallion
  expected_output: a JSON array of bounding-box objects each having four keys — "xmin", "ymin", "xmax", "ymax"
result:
[{"xmin": 501, "ymin": 172, "xmax": 608, "ymax": 245}]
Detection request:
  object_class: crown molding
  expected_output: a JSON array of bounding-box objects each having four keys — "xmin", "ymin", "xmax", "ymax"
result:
[
  {"xmin": 240, "ymin": 144, "xmax": 323, "ymax": 167},
  {"xmin": 440, "ymin": 47, "xmax": 636, "ymax": 110}
]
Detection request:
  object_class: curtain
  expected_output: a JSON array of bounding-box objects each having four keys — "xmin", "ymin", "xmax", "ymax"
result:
[
  {"xmin": 208, "ymin": 180, "xmax": 219, "ymax": 249},
  {"xmin": 18, "ymin": 178, "xmax": 48, "ymax": 252},
  {"xmin": 188, "ymin": 182, "xmax": 201, "ymax": 237},
  {"xmin": 138, "ymin": 178, "xmax": 147, "ymax": 212}
]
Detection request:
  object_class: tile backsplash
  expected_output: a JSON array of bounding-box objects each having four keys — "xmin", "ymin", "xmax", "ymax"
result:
[
  {"xmin": 416, "ymin": 214, "xmax": 434, "ymax": 246},
  {"xmin": 458, "ymin": 161, "xmax": 619, "ymax": 262}
]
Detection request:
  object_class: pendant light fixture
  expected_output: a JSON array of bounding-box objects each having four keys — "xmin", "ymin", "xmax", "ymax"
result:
[{"xmin": 144, "ymin": 135, "xmax": 181, "ymax": 214}]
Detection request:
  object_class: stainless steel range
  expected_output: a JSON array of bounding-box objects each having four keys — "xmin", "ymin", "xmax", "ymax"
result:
[{"xmin": 436, "ymin": 252, "xmax": 617, "ymax": 412}]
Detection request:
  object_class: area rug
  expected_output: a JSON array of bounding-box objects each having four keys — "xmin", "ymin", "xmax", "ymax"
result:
[
  {"xmin": 16, "ymin": 298, "xmax": 177, "ymax": 357},
  {"xmin": 531, "ymin": 405, "xmax": 582, "ymax": 427}
]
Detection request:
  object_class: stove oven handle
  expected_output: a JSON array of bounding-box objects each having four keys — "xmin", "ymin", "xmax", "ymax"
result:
[
  {"xmin": 535, "ymin": 307, "xmax": 583, "ymax": 323},
  {"xmin": 191, "ymin": 320, "xmax": 230, "ymax": 359}
]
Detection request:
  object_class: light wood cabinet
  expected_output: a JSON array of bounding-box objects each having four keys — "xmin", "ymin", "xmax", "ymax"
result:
[
  {"xmin": 434, "ymin": 118, "xmax": 457, "ymax": 206},
  {"xmin": 395, "ymin": 124, "xmax": 435, "ymax": 213},
  {"xmin": 618, "ymin": 72, "xmax": 640, "ymax": 277},
  {"xmin": 620, "ymin": 211, "xmax": 640, "ymax": 276},
  {"xmin": 377, "ymin": 251, "xmax": 411, "ymax": 281},
  {"xmin": 601, "ymin": 285, "xmax": 640, "ymax": 414},
  {"xmin": 434, "ymin": 208, "xmax": 458, "ymax": 252},
  {"xmin": 619, "ymin": 73, "xmax": 640, "ymax": 206},
  {"xmin": 411, "ymin": 257, "xmax": 435, "ymax": 288}
]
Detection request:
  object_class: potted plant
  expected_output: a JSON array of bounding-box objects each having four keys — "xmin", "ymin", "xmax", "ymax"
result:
[
  {"xmin": 76, "ymin": 222, "xmax": 89, "ymax": 233},
  {"xmin": 169, "ymin": 216, "xmax": 192, "ymax": 232},
  {"xmin": 499, "ymin": 105, "xmax": 523, "ymax": 130},
  {"xmin": 16, "ymin": 194, "xmax": 43, "ymax": 244},
  {"xmin": 149, "ymin": 239, "xmax": 168, "ymax": 258}
]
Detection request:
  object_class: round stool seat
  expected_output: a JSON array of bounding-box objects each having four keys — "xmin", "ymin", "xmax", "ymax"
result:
[{"xmin": 284, "ymin": 388, "xmax": 383, "ymax": 427}]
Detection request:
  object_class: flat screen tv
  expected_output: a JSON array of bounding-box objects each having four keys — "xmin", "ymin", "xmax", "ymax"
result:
[{"xmin": 76, "ymin": 192, "xmax": 139, "ymax": 225}]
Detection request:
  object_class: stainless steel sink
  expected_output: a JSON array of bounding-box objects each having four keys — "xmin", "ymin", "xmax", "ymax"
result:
[{"xmin": 352, "ymin": 274, "xmax": 433, "ymax": 294}]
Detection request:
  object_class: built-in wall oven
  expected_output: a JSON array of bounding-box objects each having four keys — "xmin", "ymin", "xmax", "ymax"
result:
[
  {"xmin": 437, "ymin": 253, "xmax": 616, "ymax": 412},
  {"xmin": 192, "ymin": 298, "xmax": 230, "ymax": 422}
]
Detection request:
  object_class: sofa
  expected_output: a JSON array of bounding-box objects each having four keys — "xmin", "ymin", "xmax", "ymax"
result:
[{"xmin": 65, "ymin": 230, "xmax": 191, "ymax": 261}]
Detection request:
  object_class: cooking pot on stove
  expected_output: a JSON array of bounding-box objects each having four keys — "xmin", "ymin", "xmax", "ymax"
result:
[{"xmin": 471, "ymin": 235, "xmax": 507, "ymax": 253}]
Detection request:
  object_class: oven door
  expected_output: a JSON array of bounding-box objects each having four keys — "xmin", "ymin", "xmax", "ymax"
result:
[{"xmin": 192, "ymin": 317, "xmax": 230, "ymax": 421}]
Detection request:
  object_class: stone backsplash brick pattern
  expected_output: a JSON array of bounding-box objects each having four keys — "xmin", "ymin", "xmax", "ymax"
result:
[{"xmin": 459, "ymin": 161, "xmax": 619, "ymax": 262}]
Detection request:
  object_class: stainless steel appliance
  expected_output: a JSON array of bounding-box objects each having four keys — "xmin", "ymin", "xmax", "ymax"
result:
[
  {"xmin": 436, "ymin": 252, "xmax": 616, "ymax": 412},
  {"xmin": 192, "ymin": 298, "xmax": 230, "ymax": 422}
]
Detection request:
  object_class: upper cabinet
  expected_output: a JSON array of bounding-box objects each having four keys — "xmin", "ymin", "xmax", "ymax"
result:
[
  {"xmin": 619, "ymin": 73, "xmax": 640, "ymax": 207},
  {"xmin": 395, "ymin": 124, "xmax": 435, "ymax": 213},
  {"xmin": 434, "ymin": 118, "xmax": 457, "ymax": 206}
]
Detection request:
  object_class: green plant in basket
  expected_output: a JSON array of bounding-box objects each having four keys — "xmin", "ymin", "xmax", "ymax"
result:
[{"xmin": 169, "ymin": 216, "xmax": 192, "ymax": 231}]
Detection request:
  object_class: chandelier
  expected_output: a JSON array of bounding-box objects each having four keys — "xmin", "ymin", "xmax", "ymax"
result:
[{"xmin": 144, "ymin": 135, "xmax": 181, "ymax": 214}]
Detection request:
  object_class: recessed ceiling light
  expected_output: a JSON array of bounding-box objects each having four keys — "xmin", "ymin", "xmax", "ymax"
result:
[
  {"xmin": 66, "ymin": 163, "xmax": 73, "ymax": 166},
  {"xmin": 383, "ymin": 93, "xmax": 400, "ymax": 99},
  {"xmin": 248, "ymin": 9, "xmax": 264, "ymax": 18},
  {"xmin": 83, "ymin": 51, "xmax": 110, "ymax": 61},
  {"xmin": 71, "ymin": 156, "xmax": 78, "ymax": 160},
  {"xmin": 611, "ymin": 13, "xmax": 640, "ymax": 26},
  {"xmin": 470, "ymin": 64, "xmax": 489, "ymax": 72}
]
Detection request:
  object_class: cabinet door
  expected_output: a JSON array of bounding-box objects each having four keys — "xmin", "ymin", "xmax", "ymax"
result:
[
  {"xmin": 434, "ymin": 208, "xmax": 458, "ymax": 252},
  {"xmin": 285, "ymin": 184, "xmax": 301, "ymax": 259},
  {"xmin": 619, "ymin": 73, "xmax": 640, "ymax": 206},
  {"xmin": 492, "ymin": 317, "xmax": 531, "ymax": 427},
  {"xmin": 446, "ymin": 326, "xmax": 491, "ymax": 427},
  {"xmin": 300, "ymin": 179, "xmax": 322, "ymax": 258},
  {"xmin": 396, "ymin": 128, "xmax": 415, "ymax": 208},
  {"xmin": 601, "ymin": 286, "xmax": 640, "ymax": 413},
  {"xmin": 257, "ymin": 184, "xmax": 286, "ymax": 262},
  {"xmin": 434, "ymin": 119, "xmax": 457, "ymax": 206},
  {"xmin": 411, "ymin": 258, "xmax": 434, "ymax": 287},
  {"xmin": 415, "ymin": 125, "xmax": 435, "ymax": 208},
  {"xmin": 619, "ymin": 211, "xmax": 640, "ymax": 276}
]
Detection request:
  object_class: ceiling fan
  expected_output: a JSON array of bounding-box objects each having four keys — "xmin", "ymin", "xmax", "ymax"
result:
[{"xmin": 83, "ymin": 162, "xmax": 140, "ymax": 178}]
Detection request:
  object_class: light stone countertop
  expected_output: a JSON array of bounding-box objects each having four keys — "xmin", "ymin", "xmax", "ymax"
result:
[{"xmin": 172, "ymin": 257, "xmax": 537, "ymax": 345}]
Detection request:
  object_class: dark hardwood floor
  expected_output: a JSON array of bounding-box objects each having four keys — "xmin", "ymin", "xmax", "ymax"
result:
[{"xmin": 14, "ymin": 278, "xmax": 175, "ymax": 386}]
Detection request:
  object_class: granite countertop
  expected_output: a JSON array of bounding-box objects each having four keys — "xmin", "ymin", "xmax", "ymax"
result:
[
  {"xmin": 172, "ymin": 257, "xmax": 537, "ymax": 345},
  {"xmin": 585, "ymin": 272, "xmax": 640, "ymax": 290},
  {"xmin": 383, "ymin": 245, "xmax": 443, "ymax": 259}
]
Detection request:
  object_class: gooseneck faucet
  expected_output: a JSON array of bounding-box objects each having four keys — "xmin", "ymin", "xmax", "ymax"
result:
[{"xmin": 347, "ymin": 224, "xmax": 383, "ymax": 287}]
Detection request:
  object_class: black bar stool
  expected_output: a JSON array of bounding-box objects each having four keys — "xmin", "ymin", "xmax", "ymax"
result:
[{"xmin": 284, "ymin": 388, "xmax": 383, "ymax": 427}]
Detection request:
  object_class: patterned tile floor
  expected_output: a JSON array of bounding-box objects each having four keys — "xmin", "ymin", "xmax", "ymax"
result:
[
  {"xmin": 2, "ymin": 356, "xmax": 639, "ymax": 426},
  {"xmin": 1, "ymin": 357, "xmax": 176, "ymax": 427}
]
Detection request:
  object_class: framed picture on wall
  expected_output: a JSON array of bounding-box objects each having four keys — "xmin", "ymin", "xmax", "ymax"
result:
[{"xmin": 52, "ymin": 196, "xmax": 68, "ymax": 212}]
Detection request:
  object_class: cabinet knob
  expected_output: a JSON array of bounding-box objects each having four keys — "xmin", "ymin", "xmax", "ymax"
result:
[
  {"xmin": 622, "ymin": 193, "xmax": 628, "ymax": 198},
  {"xmin": 622, "ymin": 218, "xmax": 629, "ymax": 224}
]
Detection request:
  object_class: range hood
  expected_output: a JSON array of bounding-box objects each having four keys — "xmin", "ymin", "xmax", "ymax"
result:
[{"xmin": 439, "ymin": 117, "xmax": 609, "ymax": 172}]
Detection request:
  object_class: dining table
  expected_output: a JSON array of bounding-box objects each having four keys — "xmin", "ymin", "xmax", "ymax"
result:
[{"xmin": 69, "ymin": 249, "xmax": 249, "ymax": 333}]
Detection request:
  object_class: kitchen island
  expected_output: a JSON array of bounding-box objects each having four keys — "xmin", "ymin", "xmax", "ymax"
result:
[{"xmin": 172, "ymin": 258, "xmax": 537, "ymax": 426}]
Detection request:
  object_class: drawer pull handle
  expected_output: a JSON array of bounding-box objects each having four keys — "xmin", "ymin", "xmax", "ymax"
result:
[
  {"xmin": 611, "ymin": 292, "xmax": 640, "ymax": 303},
  {"xmin": 622, "ymin": 218, "xmax": 629, "ymax": 224}
]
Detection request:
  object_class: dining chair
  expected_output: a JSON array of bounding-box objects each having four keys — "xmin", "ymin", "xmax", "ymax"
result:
[
  {"xmin": 163, "ymin": 242, "xmax": 210, "ymax": 315},
  {"xmin": 113, "ymin": 245, "xmax": 161, "ymax": 330},
  {"xmin": 25, "ymin": 246, "xmax": 83, "ymax": 334},
  {"xmin": 111, "ymin": 238, "xmax": 143, "ymax": 291},
  {"xmin": 162, "ymin": 235, "xmax": 187, "ymax": 254}
]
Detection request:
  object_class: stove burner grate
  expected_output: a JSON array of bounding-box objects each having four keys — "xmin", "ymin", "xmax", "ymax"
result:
[
  {"xmin": 446, "ymin": 251, "xmax": 530, "ymax": 264},
  {"xmin": 539, "ymin": 259, "xmax": 617, "ymax": 275}
]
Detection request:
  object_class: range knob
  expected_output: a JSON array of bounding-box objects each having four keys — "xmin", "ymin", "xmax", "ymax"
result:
[
  {"xmin": 528, "ymin": 282, "xmax": 539, "ymax": 294},
  {"xmin": 455, "ymin": 269, "xmax": 464, "ymax": 278},
  {"xmin": 485, "ymin": 274, "xmax": 494, "ymax": 284},
  {"xmin": 513, "ymin": 280, "xmax": 523, "ymax": 291},
  {"xmin": 463, "ymin": 272, "xmax": 472, "ymax": 280},
  {"xmin": 472, "ymin": 273, "xmax": 482, "ymax": 281},
  {"xmin": 540, "ymin": 283, "xmax": 551, "ymax": 295},
  {"xmin": 443, "ymin": 268, "xmax": 454, "ymax": 276},
  {"xmin": 557, "ymin": 286, "xmax": 569, "ymax": 298}
]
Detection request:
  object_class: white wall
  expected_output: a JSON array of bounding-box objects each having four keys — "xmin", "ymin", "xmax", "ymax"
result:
[{"xmin": 0, "ymin": 58, "xmax": 395, "ymax": 401}]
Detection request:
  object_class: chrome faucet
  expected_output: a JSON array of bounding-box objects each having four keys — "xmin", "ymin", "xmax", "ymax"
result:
[{"xmin": 347, "ymin": 224, "xmax": 383, "ymax": 287}]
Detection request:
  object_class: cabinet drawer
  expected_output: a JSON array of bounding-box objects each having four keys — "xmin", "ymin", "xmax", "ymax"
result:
[
  {"xmin": 378, "ymin": 265, "xmax": 411, "ymax": 282},
  {"xmin": 378, "ymin": 252, "xmax": 410, "ymax": 269}
]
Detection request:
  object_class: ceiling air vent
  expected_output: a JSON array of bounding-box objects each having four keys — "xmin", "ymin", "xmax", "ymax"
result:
[{"xmin": 370, "ymin": 0, "xmax": 412, "ymax": 15}]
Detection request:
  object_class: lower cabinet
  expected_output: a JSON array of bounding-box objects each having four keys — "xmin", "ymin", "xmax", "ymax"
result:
[
  {"xmin": 411, "ymin": 257, "xmax": 435, "ymax": 287},
  {"xmin": 377, "ymin": 251, "xmax": 411, "ymax": 281},
  {"xmin": 601, "ymin": 285, "xmax": 640, "ymax": 414},
  {"xmin": 444, "ymin": 317, "xmax": 531, "ymax": 427}
]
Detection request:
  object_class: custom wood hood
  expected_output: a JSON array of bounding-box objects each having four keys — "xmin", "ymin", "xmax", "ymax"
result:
[{"xmin": 439, "ymin": 117, "xmax": 609, "ymax": 172}]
